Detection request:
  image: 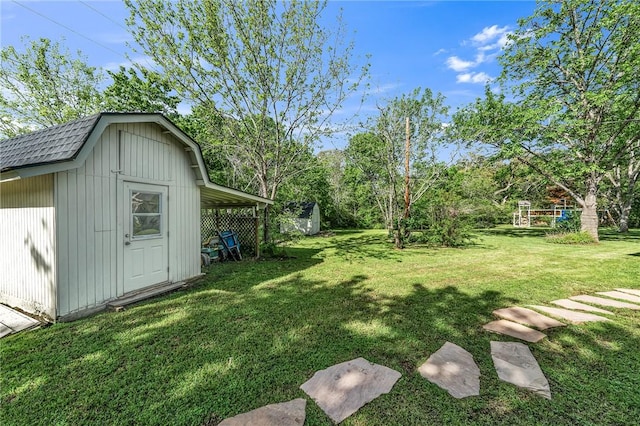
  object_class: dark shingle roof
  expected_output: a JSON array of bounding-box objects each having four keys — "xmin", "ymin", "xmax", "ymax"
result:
[
  {"xmin": 284, "ymin": 202, "xmax": 318, "ymax": 219},
  {"xmin": 0, "ymin": 114, "xmax": 101, "ymax": 171}
]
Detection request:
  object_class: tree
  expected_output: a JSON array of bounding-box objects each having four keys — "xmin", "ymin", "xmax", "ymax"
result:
[
  {"xmin": 102, "ymin": 66, "xmax": 180, "ymax": 116},
  {"xmin": 457, "ymin": 0, "xmax": 640, "ymax": 241},
  {"xmin": 0, "ymin": 37, "xmax": 103, "ymax": 137},
  {"xmin": 316, "ymin": 149, "xmax": 354, "ymax": 228},
  {"xmin": 125, "ymin": 0, "xmax": 368, "ymax": 200},
  {"xmin": 346, "ymin": 88, "xmax": 450, "ymax": 248},
  {"xmin": 603, "ymin": 135, "xmax": 640, "ymax": 232},
  {"xmin": 452, "ymin": 155, "xmax": 547, "ymax": 227},
  {"xmin": 345, "ymin": 132, "xmax": 394, "ymax": 228}
]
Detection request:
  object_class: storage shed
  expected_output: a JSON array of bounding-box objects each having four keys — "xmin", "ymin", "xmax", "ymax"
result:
[
  {"xmin": 0, "ymin": 113, "xmax": 272, "ymax": 321},
  {"xmin": 281, "ymin": 202, "xmax": 321, "ymax": 235}
]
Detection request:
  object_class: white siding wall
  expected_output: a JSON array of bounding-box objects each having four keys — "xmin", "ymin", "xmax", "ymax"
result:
[
  {"xmin": 0, "ymin": 174, "xmax": 56, "ymax": 319},
  {"xmin": 56, "ymin": 123, "xmax": 201, "ymax": 317}
]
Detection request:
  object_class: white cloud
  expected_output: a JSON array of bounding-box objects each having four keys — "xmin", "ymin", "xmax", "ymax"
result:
[
  {"xmin": 446, "ymin": 56, "xmax": 475, "ymax": 72},
  {"xmin": 433, "ymin": 48, "xmax": 447, "ymax": 56},
  {"xmin": 477, "ymin": 33, "xmax": 511, "ymax": 51},
  {"xmin": 99, "ymin": 32, "xmax": 134, "ymax": 45},
  {"xmin": 456, "ymin": 72, "xmax": 493, "ymax": 84},
  {"xmin": 471, "ymin": 25, "xmax": 510, "ymax": 45},
  {"xmin": 371, "ymin": 82, "xmax": 402, "ymax": 95},
  {"xmin": 446, "ymin": 52, "xmax": 490, "ymax": 72},
  {"xmin": 445, "ymin": 24, "xmax": 511, "ymax": 84}
]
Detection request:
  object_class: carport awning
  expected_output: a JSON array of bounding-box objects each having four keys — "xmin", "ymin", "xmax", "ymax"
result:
[{"xmin": 200, "ymin": 183, "xmax": 272, "ymax": 209}]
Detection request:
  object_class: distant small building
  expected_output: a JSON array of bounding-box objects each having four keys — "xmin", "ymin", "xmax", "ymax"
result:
[{"xmin": 281, "ymin": 202, "xmax": 320, "ymax": 235}]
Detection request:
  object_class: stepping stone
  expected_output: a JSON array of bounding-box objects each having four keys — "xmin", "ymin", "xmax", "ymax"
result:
[
  {"xmin": 0, "ymin": 323, "xmax": 12, "ymax": 338},
  {"xmin": 597, "ymin": 291, "xmax": 640, "ymax": 304},
  {"xmin": 550, "ymin": 299, "xmax": 614, "ymax": 315},
  {"xmin": 570, "ymin": 295, "xmax": 640, "ymax": 310},
  {"xmin": 529, "ymin": 305, "xmax": 611, "ymax": 324},
  {"xmin": 490, "ymin": 341, "xmax": 551, "ymax": 399},
  {"xmin": 418, "ymin": 342, "xmax": 480, "ymax": 399},
  {"xmin": 300, "ymin": 357, "xmax": 401, "ymax": 423},
  {"xmin": 0, "ymin": 304, "xmax": 40, "ymax": 337},
  {"xmin": 483, "ymin": 320, "xmax": 547, "ymax": 343},
  {"xmin": 219, "ymin": 398, "xmax": 306, "ymax": 426},
  {"xmin": 493, "ymin": 307, "xmax": 565, "ymax": 330},
  {"xmin": 616, "ymin": 288, "xmax": 640, "ymax": 297}
]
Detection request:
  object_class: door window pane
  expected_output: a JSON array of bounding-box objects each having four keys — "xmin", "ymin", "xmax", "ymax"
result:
[
  {"xmin": 131, "ymin": 191, "xmax": 162, "ymax": 238},
  {"xmin": 132, "ymin": 192, "xmax": 160, "ymax": 214}
]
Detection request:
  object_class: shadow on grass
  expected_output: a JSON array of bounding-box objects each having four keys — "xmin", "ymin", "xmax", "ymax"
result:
[
  {"xmin": 598, "ymin": 228, "xmax": 640, "ymax": 241},
  {"xmin": 476, "ymin": 227, "xmax": 551, "ymax": 239},
  {"xmin": 2, "ymin": 236, "xmax": 639, "ymax": 425},
  {"xmin": 321, "ymin": 230, "xmax": 404, "ymax": 262}
]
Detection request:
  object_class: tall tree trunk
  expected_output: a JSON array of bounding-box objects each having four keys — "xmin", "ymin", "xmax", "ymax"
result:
[
  {"xmin": 580, "ymin": 182, "xmax": 599, "ymax": 242},
  {"xmin": 618, "ymin": 199, "xmax": 633, "ymax": 233}
]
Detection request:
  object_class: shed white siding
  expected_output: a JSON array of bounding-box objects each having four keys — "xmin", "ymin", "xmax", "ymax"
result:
[
  {"xmin": 55, "ymin": 123, "xmax": 200, "ymax": 317},
  {"xmin": 281, "ymin": 203, "xmax": 321, "ymax": 236},
  {"xmin": 0, "ymin": 174, "xmax": 57, "ymax": 319}
]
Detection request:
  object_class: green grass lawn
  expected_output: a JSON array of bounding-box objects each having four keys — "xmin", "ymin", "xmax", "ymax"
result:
[{"xmin": 2, "ymin": 227, "xmax": 640, "ymax": 425}]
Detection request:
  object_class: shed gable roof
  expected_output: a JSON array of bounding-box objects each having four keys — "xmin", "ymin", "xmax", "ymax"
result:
[
  {"xmin": 285, "ymin": 202, "xmax": 318, "ymax": 219},
  {"xmin": 0, "ymin": 113, "xmax": 272, "ymax": 208},
  {"xmin": 1, "ymin": 114, "xmax": 101, "ymax": 171}
]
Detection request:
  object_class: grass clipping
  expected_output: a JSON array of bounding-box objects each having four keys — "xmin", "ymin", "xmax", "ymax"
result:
[{"xmin": 545, "ymin": 231, "xmax": 597, "ymax": 244}]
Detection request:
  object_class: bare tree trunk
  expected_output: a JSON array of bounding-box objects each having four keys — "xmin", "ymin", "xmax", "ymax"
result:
[{"xmin": 618, "ymin": 199, "xmax": 633, "ymax": 233}]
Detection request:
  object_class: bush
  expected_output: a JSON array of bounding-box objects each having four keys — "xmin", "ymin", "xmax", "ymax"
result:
[
  {"xmin": 408, "ymin": 205, "xmax": 476, "ymax": 247},
  {"xmin": 534, "ymin": 215, "xmax": 553, "ymax": 226},
  {"xmin": 545, "ymin": 231, "xmax": 597, "ymax": 245},
  {"xmin": 468, "ymin": 205, "xmax": 511, "ymax": 228},
  {"xmin": 554, "ymin": 210, "xmax": 581, "ymax": 233}
]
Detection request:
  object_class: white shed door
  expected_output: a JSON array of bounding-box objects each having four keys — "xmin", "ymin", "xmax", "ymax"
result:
[{"xmin": 123, "ymin": 182, "xmax": 169, "ymax": 293}]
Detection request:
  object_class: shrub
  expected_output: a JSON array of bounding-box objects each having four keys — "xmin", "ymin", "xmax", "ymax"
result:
[
  {"xmin": 554, "ymin": 210, "xmax": 581, "ymax": 233},
  {"xmin": 408, "ymin": 205, "xmax": 476, "ymax": 247},
  {"xmin": 545, "ymin": 231, "xmax": 597, "ymax": 245}
]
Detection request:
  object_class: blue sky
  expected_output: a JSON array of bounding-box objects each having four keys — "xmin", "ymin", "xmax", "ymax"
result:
[{"xmin": 1, "ymin": 0, "xmax": 537, "ymax": 147}]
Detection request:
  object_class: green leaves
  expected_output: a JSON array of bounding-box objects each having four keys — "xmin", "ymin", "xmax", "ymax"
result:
[
  {"xmin": 102, "ymin": 66, "xmax": 180, "ymax": 115},
  {"xmin": 0, "ymin": 37, "xmax": 103, "ymax": 137},
  {"xmin": 125, "ymin": 0, "xmax": 368, "ymax": 199},
  {"xmin": 454, "ymin": 0, "xmax": 640, "ymax": 240}
]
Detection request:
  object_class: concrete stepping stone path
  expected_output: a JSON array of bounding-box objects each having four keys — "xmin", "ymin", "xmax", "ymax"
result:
[
  {"xmin": 490, "ymin": 341, "xmax": 551, "ymax": 399},
  {"xmin": 530, "ymin": 305, "xmax": 611, "ymax": 324},
  {"xmin": 493, "ymin": 307, "xmax": 566, "ymax": 330},
  {"xmin": 570, "ymin": 295, "xmax": 640, "ymax": 310},
  {"xmin": 483, "ymin": 320, "xmax": 547, "ymax": 343},
  {"xmin": 219, "ymin": 399, "xmax": 306, "ymax": 426},
  {"xmin": 597, "ymin": 291, "xmax": 640, "ymax": 304},
  {"xmin": 616, "ymin": 288, "xmax": 640, "ymax": 297},
  {"xmin": 300, "ymin": 357, "xmax": 401, "ymax": 423},
  {"xmin": 550, "ymin": 299, "xmax": 614, "ymax": 315},
  {"xmin": 418, "ymin": 342, "xmax": 480, "ymax": 399}
]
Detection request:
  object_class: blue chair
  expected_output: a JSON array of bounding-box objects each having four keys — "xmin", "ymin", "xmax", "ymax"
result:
[{"xmin": 218, "ymin": 230, "xmax": 242, "ymax": 261}]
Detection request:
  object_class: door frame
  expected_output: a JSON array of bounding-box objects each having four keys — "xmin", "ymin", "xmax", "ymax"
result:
[{"xmin": 117, "ymin": 180, "xmax": 170, "ymax": 296}]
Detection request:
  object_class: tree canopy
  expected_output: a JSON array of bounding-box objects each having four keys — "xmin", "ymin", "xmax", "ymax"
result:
[
  {"xmin": 125, "ymin": 0, "xmax": 368, "ymax": 199},
  {"xmin": 454, "ymin": 0, "xmax": 640, "ymax": 241},
  {"xmin": 0, "ymin": 37, "xmax": 103, "ymax": 137}
]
